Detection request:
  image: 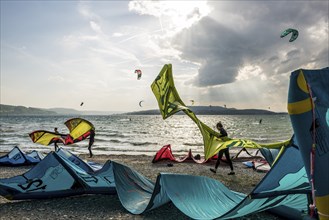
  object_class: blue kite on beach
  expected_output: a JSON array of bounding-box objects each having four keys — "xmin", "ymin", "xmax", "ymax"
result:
[
  {"xmin": 0, "ymin": 139, "xmax": 309, "ymax": 219},
  {"xmin": 0, "ymin": 148, "xmax": 115, "ymax": 200},
  {"xmin": 0, "ymin": 146, "xmax": 44, "ymax": 166}
]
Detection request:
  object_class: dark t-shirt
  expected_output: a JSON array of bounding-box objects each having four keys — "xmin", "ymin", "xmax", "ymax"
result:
[{"xmin": 219, "ymin": 127, "xmax": 227, "ymax": 137}]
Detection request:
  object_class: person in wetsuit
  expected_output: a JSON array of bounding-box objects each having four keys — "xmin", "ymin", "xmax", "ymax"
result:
[
  {"xmin": 88, "ymin": 129, "xmax": 95, "ymax": 158},
  {"xmin": 210, "ymin": 122, "xmax": 235, "ymax": 175},
  {"xmin": 54, "ymin": 127, "xmax": 59, "ymax": 151}
]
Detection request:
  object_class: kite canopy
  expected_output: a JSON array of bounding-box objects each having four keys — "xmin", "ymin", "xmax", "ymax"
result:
[
  {"xmin": 29, "ymin": 118, "xmax": 95, "ymax": 146},
  {"xmin": 0, "ymin": 146, "xmax": 44, "ymax": 166},
  {"xmin": 135, "ymin": 69, "xmax": 142, "ymax": 80},
  {"xmin": 151, "ymin": 64, "xmax": 290, "ymax": 159},
  {"xmin": 280, "ymin": 28, "xmax": 299, "ymax": 42},
  {"xmin": 113, "ymin": 139, "xmax": 309, "ymax": 219},
  {"xmin": 139, "ymin": 100, "xmax": 144, "ymax": 107},
  {"xmin": 64, "ymin": 118, "xmax": 95, "ymax": 141},
  {"xmin": 288, "ymin": 67, "xmax": 329, "ymax": 219},
  {"xmin": 0, "ymin": 148, "xmax": 115, "ymax": 200},
  {"xmin": 0, "ymin": 140, "xmax": 310, "ymax": 219},
  {"xmin": 152, "ymin": 144, "xmax": 218, "ymax": 163}
]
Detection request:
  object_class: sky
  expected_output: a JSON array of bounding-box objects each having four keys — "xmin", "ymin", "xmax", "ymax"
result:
[{"xmin": 1, "ymin": 1, "xmax": 328, "ymax": 113}]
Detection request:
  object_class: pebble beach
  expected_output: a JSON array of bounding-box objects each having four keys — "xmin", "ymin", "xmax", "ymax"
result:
[{"xmin": 0, "ymin": 152, "xmax": 286, "ymax": 220}]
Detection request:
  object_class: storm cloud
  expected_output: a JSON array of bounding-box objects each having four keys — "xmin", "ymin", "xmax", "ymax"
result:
[{"xmin": 171, "ymin": 1, "xmax": 328, "ymax": 87}]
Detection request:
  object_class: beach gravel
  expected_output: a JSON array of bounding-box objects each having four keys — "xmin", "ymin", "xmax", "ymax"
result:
[{"xmin": 0, "ymin": 153, "xmax": 284, "ymax": 220}]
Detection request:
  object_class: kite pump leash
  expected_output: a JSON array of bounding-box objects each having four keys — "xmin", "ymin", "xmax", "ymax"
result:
[{"xmin": 307, "ymin": 83, "xmax": 317, "ymax": 218}]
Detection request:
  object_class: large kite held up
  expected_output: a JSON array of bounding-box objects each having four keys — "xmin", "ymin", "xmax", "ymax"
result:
[{"xmin": 29, "ymin": 118, "xmax": 95, "ymax": 146}]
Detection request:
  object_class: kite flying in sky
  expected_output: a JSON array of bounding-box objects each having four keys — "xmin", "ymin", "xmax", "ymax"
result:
[
  {"xmin": 280, "ymin": 28, "xmax": 299, "ymax": 42},
  {"xmin": 135, "ymin": 69, "xmax": 142, "ymax": 80},
  {"xmin": 139, "ymin": 100, "xmax": 144, "ymax": 107}
]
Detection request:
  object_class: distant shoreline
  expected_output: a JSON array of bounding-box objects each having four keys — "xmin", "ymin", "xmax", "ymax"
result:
[{"xmin": 0, "ymin": 104, "xmax": 287, "ymax": 116}]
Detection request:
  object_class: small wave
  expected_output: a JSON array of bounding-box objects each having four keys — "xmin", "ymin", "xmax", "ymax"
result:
[
  {"xmin": 183, "ymin": 142, "xmax": 203, "ymax": 147},
  {"xmin": 0, "ymin": 129, "xmax": 17, "ymax": 133},
  {"xmin": 118, "ymin": 119, "xmax": 131, "ymax": 122},
  {"xmin": 94, "ymin": 138, "xmax": 157, "ymax": 147},
  {"xmin": 109, "ymin": 139, "xmax": 121, "ymax": 143},
  {"xmin": 104, "ymin": 134, "xmax": 127, "ymax": 138},
  {"xmin": 130, "ymin": 141, "xmax": 157, "ymax": 146}
]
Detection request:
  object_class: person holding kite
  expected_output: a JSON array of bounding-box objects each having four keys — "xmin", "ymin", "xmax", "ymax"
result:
[
  {"xmin": 88, "ymin": 129, "xmax": 95, "ymax": 158},
  {"xmin": 54, "ymin": 127, "xmax": 60, "ymax": 151},
  {"xmin": 210, "ymin": 122, "xmax": 235, "ymax": 175}
]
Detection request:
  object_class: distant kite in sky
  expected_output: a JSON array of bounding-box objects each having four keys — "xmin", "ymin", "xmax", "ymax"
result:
[
  {"xmin": 280, "ymin": 28, "xmax": 299, "ymax": 42},
  {"xmin": 139, "ymin": 100, "xmax": 144, "ymax": 107},
  {"xmin": 80, "ymin": 102, "xmax": 84, "ymax": 106},
  {"xmin": 135, "ymin": 69, "xmax": 142, "ymax": 80},
  {"xmin": 190, "ymin": 100, "xmax": 194, "ymax": 105}
]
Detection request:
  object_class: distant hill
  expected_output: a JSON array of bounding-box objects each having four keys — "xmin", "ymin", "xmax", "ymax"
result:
[
  {"xmin": 0, "ymin": 104, "xmax": 57, "ymax": 115},
  {"xmin": 1, "ymin": 104, "xmax": 286, "ymax": 116},
  {"xmin": 125, "ymin": 106, "xmax": 286, "ymax": 115},
  {"xmin": 0, "ymin": 104, "xmax": 119, "ymax": 116},
  {"xmin": 47, "ymin": 108, "xmax": 80, "ymax": 115},
  {"xmin": 47, "ymin": 108, "xmax": 120, "ymax": 115}
]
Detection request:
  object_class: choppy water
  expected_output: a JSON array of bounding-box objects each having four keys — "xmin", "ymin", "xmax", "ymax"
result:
[{"xmin": 0, "ymin": 114, "xmax": 293, "ymax": 156}]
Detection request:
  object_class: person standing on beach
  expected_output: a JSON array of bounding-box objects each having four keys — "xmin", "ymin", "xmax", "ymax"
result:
[
  {"xmin": 88, "ymin": 129, "xmax": 95, "ymax": 158},
  {"xmin": 54, "ymin": 127, "xmax": 59, "ymax": 151},
  {"xmin": 210, "ymin": 122, "xmax": 235, "ymax": 175}
]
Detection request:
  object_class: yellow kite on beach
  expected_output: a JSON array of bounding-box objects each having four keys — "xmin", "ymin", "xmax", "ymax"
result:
[
  {"xmin": 29, "ymin": 118, "xmax": 95, "ymax": 146},
  {"xmin": 151, "ymin": 64, "xmax": 288, "ymax": 160}
]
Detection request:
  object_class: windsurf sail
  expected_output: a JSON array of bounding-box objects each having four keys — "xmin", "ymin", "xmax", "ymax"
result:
[
  {"xmin": 29, "ymin": 118, "xmax": 95, "ymax": 146},
  {"xmin": 288, "ymin": 67, "xmax": 329, "ymax": 219},
  {"xmin": 151, "ymin": 64, "xmax": 290, "ymax": 160}
]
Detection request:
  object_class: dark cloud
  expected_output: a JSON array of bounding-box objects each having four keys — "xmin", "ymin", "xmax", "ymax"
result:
[
  {"xmin": 171, "ymin": 1, "xmax": 328, "ymax": 87},
  {"xmin": 172, "ymin": 18, "xmax": 249, "ymax": 86}
]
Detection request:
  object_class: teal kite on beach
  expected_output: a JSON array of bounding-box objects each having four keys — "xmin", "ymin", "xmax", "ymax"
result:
[
  {"xmin": 0, "ymin": 141, "xmax": 310, "ymax": 219},
  {"xmin": 287, "ymin": 67, "xmax": 329, "ymax": 218},
  {"xmin": 0, "ymin": 146, "xmax": 44, "ymax": 166}
]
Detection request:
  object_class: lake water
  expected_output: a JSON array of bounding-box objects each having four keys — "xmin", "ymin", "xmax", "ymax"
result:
[{"xmin": 0, "ymin": 114, "xmax": 293, "ymax": 156}]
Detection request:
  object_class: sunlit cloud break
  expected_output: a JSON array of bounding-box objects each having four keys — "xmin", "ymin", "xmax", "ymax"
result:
[{"xmin": 129, "ymin": 0, "xmax": 212, "ymax": 35}]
